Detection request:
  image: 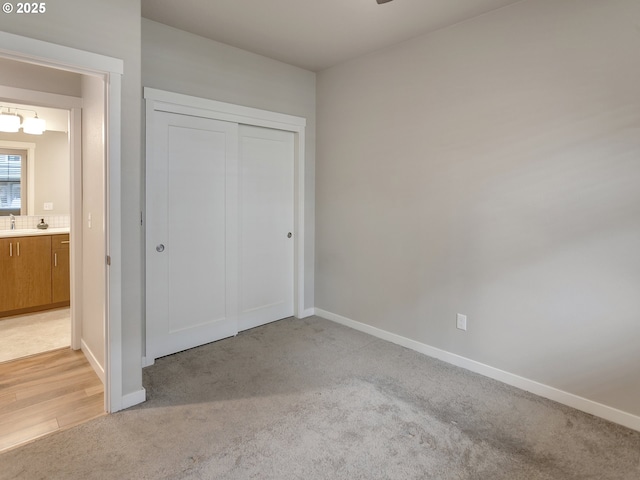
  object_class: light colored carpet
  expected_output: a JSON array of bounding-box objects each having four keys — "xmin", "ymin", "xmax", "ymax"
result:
[
  {"xmin": 0, "ymin": 316, "xmax": 638, "ymax": 479},
  {"xmin": 0, "ymin": 308, "xmax": 70, "ymax": 363}
]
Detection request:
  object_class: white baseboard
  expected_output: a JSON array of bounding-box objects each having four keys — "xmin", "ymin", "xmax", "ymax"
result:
[
  {"xmin": 141, "ymin": 356, "xmax": 155, "ymax": 368},
  {"xmin": 120, "ymin": 388, "xmax": 146, "ymax": 410},
  {"xmin": 300, "ymin": 308, "xmax": 315, "ymax": 319},
  {"xmin": 314, "ymin": 309, "xmax": 640, "ymax": 432},
  {"xmin": 81, "ymin": 339, "xmax": 105, "ymax": 385}
]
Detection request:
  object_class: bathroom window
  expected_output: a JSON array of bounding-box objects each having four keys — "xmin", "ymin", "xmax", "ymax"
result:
[{"xmin": 0, "ymin": 149, "xmax": 27, "ymax": 216}]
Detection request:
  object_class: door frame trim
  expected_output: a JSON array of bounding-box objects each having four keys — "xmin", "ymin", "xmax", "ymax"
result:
[
  {"xmin": 144, "ymin": 87, "xmax": 308, "ymax": 350},
  {"xmin": 0, "ymin": 30, "xmax": 127, "ymax": 412}
]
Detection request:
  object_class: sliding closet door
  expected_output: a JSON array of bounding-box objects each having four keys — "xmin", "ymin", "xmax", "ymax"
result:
[
  {"xmin": 238, "ymin": 125, "xmax": 295, "ymax": 331},
  {"xmin": 146, "ymin": 112, "xmax": 238, "ymax": 361}
]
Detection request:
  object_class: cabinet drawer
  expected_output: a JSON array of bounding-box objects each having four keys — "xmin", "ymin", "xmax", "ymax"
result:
[{"xmin": 51, "ymin": 234, "xmax": 70, "ymax": 249}]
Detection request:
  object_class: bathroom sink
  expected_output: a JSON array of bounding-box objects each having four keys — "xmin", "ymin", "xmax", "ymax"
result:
[{"xmin": 0, "ymin": 227, "xmax": 70, "ymax": 238}]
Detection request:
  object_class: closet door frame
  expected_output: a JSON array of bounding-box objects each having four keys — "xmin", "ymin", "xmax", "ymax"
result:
[{"xmin": 143, "ymin": 87, "xmax": 308, "ymax": 364}]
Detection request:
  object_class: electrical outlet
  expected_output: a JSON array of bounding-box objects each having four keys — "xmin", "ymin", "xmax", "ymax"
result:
[
  {"xmin": 43, "ymin": 202, "xmax": 53, "ymax": 210},
  {"xmin": 456, "ymin": 313, "xmax": 467, "ymax": 331}
]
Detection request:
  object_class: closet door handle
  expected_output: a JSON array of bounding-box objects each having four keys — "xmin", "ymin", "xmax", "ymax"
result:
[
  {"xmin": 16, "ymin": 242, "xmax": 20, "ymax": 256},
  {"xmin": 54, "ymin": 253, "xmax": 58, "ymax": 267},
  {"xmin": 9, "ymin": 242, "xmax": 12, "ymax": 257}
]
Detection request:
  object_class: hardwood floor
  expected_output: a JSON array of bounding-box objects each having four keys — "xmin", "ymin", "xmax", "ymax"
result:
[{"xmin": 0, "ymin": 348, "xmax": 104, "ymax": 452}]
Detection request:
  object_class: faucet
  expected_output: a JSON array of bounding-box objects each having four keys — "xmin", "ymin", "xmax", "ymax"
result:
[{"xmin": 9, "ymin": 214, "xmax": 15, "ymax": 230}]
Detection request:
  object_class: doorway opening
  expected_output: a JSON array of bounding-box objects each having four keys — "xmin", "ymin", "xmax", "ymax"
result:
[
  {"xmin": 0, "ymin": 30, "xmax": 126, "ymax": 449},
  {"xmin": 0, "ymin": 102, "xmax": 73, "ymax": 363},
  {"xmin": 0, "ymin": 28, "xmax": 128, "ymax": 414},
  {"xmin": 0, "ymin": 79, "xmax": 105, "ymax": 452}
]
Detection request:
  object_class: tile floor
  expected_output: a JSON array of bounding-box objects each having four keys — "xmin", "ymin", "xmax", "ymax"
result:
[{"xmin": 0, "ymin": 308, "xmax": 70, "ymax": 363}]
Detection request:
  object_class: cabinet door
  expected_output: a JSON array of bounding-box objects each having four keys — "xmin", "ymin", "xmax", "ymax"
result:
[
  {"xmin": 0, "ymin": 238, "xmax": 20, "ymax": 311},
  {"xmin": 12, "ymin": 236, "xmax": 52, "ymax": 310},
  {"xmin": 52, "ymin": 235, "xmax": 70, "ymax": 304}
]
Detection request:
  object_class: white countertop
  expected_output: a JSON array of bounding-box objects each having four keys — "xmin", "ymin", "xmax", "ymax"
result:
[{"xmin": 0, "ymin": 227, "xmax": 70, "ymax": 238}]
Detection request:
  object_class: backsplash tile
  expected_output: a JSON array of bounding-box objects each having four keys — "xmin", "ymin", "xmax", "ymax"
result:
[{"xmin": 0, "ymin": 215, "xmax": 70, "ymax": 231}]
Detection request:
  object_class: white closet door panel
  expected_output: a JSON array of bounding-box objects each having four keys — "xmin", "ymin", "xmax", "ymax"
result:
[
  {"xmin": 166, "ymin": 125, "xmax": 226, "ymax": 331},
  {"xmin": 239, "ymin": 125, "xmax": 294, "ymax": 331},
  {"xmin": 146, "ymin": 112, "xmax": 238, "ymax": 361}
]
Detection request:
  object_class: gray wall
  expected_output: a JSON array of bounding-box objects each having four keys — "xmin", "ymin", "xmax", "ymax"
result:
[
  {"xmin": 0, "ymin": 0, "xmax": 143, "ymax": 396},
  {"xmin": 142, "ymin": 19, "xmax": 316, "ymax": 311},
  {"xmin": 316, "ymin": 0, "xmax": 640, "ymax": 416},
  {"xmin": 0, "ymin": 57, "xmax": 82, "ymax": 97},
  {"xmin": 32, "ymin": 131, "xmax": 69, "ymax": 216},
  {"xmin": 0, "ymin": 130, "xmax": 70, "ymax": 215}
]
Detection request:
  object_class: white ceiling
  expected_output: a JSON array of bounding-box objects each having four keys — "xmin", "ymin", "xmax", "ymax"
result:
[{"xmin": 141, "ymin": 0, "xmax": 524, "ymax": 72}]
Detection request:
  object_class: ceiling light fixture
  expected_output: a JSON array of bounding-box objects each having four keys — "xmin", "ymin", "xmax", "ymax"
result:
[
  {"xmin": 376, "ymin": 0, "xmax": 394, "ymax": 4},
  {"xmin": 0, "ymin": 106, "xmax": 47, "ymax": 135}
]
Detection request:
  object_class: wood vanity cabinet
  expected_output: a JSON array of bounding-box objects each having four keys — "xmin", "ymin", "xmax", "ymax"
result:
[{"xmin": 0, "ymin": 233, "xmax": 70, "ymax": 317}]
